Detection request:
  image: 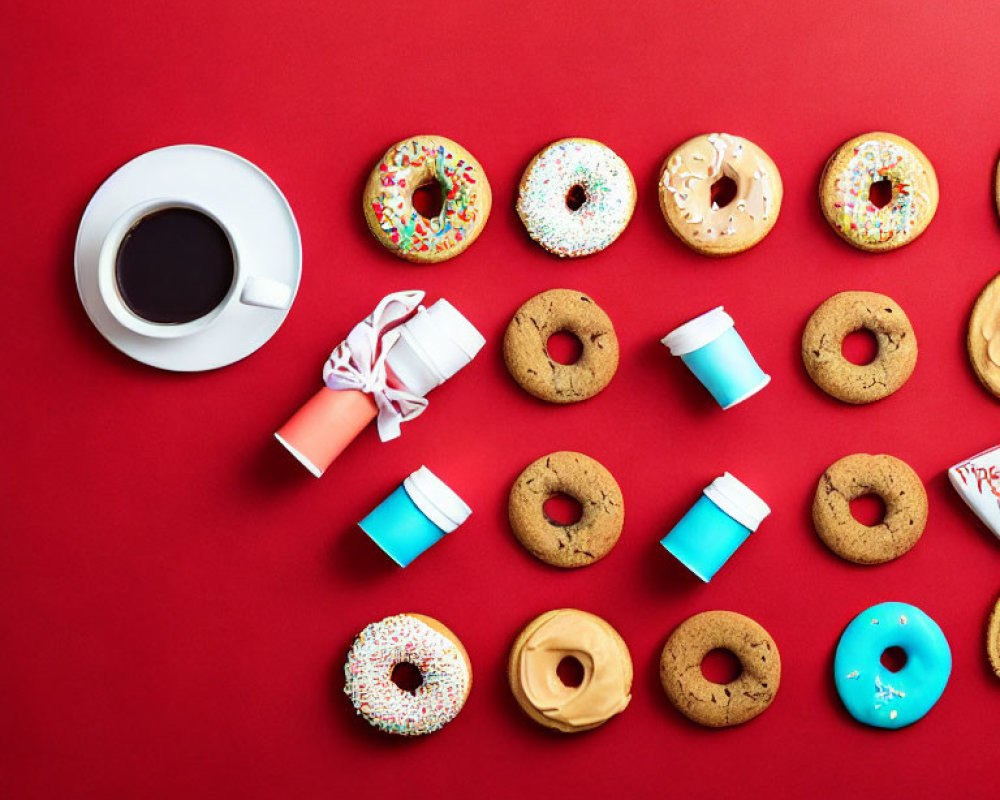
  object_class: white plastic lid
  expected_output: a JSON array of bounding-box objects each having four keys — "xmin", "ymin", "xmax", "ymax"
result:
[
  {"xmin": 403, "ymin": 466, "xmax": 472, "ymax": 533},
  {"xmin": 703, "ymin": 472, "xmax": 770, "ymax": 532},
  {"xmin": 661, "ymin": 306, "xmax": 734, "ymax": 356},
  {"xmin": 386, "ymin": 299, "xmax": 486, "ymax": 396}
]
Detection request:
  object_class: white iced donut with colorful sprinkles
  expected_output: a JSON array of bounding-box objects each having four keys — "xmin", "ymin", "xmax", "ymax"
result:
[
  {"xmin": 343, "ymin": 613, "xmax": 472, "ymax": 736},
  {"xmin": 819, "ymin": 131, "xmax": 938, "ymax": 252},
  {"xmin": 659, "ymin": 133, "xmax": 783, "ymax": 256},
  {"xmin": 516, "ymin": 138, "xmax": 636, "ymax": 257}
]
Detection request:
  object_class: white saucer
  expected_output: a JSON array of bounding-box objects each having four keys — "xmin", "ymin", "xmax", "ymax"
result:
[{"xmin": 75, "ymin": 144, "xmax": 302, "ymax": 371}]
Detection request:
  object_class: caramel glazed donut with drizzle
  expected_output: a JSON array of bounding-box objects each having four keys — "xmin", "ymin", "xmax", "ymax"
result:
[
  {"xmin": 659, "ymin": 133, "xmax": 783, "ymax": 256},
  {"xmin": 508, "ymin": 609, "xmax": 633, "ymax": 733}
]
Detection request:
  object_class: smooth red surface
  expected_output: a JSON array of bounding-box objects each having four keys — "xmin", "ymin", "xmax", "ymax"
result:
[{"xmin": 2, "ymin": 2, "xmax": 999, "ymax": 797}]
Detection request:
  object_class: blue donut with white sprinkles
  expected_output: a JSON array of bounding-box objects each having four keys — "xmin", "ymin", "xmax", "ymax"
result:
[{"xmin": 834, "ymin": 601, "xmax": 950, "ymax": 729}]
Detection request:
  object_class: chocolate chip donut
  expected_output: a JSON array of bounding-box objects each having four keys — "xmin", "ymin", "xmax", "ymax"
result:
[
  {"xmin": 508, "ymin": 451, "xmax": 624, "ymax": 568},
  {"xmin": 812, "ymin": 453, "xmax": 928, "ymax": 564},
  {"xmin": 503, "ymin": 289, "xmax": 618, "ymax": 404},
  {"xmin": 659, "ymin": 610, "xmax": 780, "ymax": 727},
  {"xmin": 801, "ymin": 290, "xmax": 917, "ymax": 404}
]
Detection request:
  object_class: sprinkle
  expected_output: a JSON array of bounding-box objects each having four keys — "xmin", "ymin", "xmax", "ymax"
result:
[
  {"xmin": 899, "ymin": 615, "xmax": 908, "ymax": 625},
  {"xmin": 846, "ymin": 670, "xmax": 860, "ymax": 680},
  {"xmin": 874, "ymin": 675, "xmax": 906, "ymax": 709},
  {"xmin": 343, "ymin": 614, "xmax": 470, "ymax": 736},
  {"xmin": 890, "ymin": 710, "xmax": 898, "ymax": 720},
  {"xmin": 516, "ymin": 140, "xmax": 634, "ymax": 257},
  {"xmin": 831, "ymin": 138, "xmax": 931, "ymax": 245},
  {"xmin": 370, "ymin": 139, "xmax": 484, "ymax": 255}
]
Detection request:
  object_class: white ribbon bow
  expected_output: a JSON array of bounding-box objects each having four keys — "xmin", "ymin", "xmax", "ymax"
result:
[{"xmin": 323, "ymin": 290, "xmax": 429, "ymax": 441}]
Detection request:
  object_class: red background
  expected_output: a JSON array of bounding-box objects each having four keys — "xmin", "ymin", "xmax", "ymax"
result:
[{"xmin": 2, "ymin": 1, "xmax": 999, "ymax": 797}]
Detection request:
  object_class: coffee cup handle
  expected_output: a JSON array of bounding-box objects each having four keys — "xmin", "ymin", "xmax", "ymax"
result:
[{"xmin": 240, "ymin": 276, "xmax": 294, "ymax": 310}]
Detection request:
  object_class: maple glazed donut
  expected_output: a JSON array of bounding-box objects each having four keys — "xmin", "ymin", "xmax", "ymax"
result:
[
  {"xmin": 658, "ymin": 133, "xmax": 783, "ymax": 256},
  {"xmin": 819, "ymin": 132, "xmax": 938, "ymax": 252},
  {"xmin": 363, "ymin": 135, "xmax": 491, "ymax": 263},
  {"xmin": 516, "ymin": 138, "xmax": 636, "ymax": 257},
  {"xmin": 343, "ymin": 613, "xmax": 472, "ymax": 736}
]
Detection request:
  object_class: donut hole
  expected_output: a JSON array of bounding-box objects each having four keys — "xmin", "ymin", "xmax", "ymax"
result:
[
  {"xmin": 850, "ymin": 493, "xmax": 886, "ymax": 526},
  {"xmin": 701, "ymin": 648, "xmax": 743, "ymax": 684},
  {"xmin": 841, "ymin": 329, "xmax": 879, "ymax": 366},
  {"xmin": 868, "ymin": 178, "xmax": 894, "ymax": 209},
  {"xmin": 546, "ymin": 330, "xmax": 584, "ymax": 365},
  {"xmin": 880, "ymin": 646, "xmax": 908, "ymax": 673},
  {"xmin": 556, "ymin": 655, "xmax": 585, "ymax": 688},
  {"xmin": 543, "ymin": 492, "xmax": 583, "ymax": 526},
  {"xmin": 411, "ymin": 180, "xmax": 445, "ymax": 219},
  {"xmin": 565, "ymin": 184, "xmax": 588, "ymax": 211},
  {"xmin": 710, "ymin": 175, "xmax": 738, "ymax": 209},
  {"xmin": 390, "ymin": 662, "xmax": 423, "ymax": 694}
]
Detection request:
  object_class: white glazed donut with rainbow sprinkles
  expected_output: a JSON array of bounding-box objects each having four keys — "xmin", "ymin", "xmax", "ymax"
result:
[
  {"xmin": 343, "ymin": 613, "xmax": 472, "ymax": 736},
  {"xmin": 516, "ymin": 138, "xmax": 636, "ymax": 257}
]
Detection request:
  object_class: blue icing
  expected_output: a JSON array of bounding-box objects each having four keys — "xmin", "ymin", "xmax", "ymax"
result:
[{"xmin": 834, "ymin": 601, "xmax": 951, "ymax": 729}]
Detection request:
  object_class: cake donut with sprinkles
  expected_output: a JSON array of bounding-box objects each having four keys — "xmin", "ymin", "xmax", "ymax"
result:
[
  {"xmin": 343, "ymin": 613, "xmax": 472, "ymax": 735},
  {"xmin": 819, "ymin": 132, "xmax": 938, "ymax": 252},
  {"xmin": 658, "ymin": 133, "xmax": 783, "ymax": 256},
  {"xmin": 363, "ymin": 135, "xmax": 491, "ymax": 263},
  {"xmin": 516, "ymin": 138, "xmax": 636, "ymax": 257}
]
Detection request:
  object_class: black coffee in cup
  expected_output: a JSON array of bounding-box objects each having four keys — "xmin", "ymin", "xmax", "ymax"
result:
[{"xmin": 115, "ymin": 208, "xmax": 234, "ymax": 324}]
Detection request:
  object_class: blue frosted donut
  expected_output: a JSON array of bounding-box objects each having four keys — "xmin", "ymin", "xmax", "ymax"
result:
[{"xmin": 834, "ymin": 601, "xmax": 950, "ymax": 729}]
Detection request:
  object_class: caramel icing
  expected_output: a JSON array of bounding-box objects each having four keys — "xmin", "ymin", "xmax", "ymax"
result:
[
  {"xmin": 517, "ymin": 610, "xmax": 630, "ymax": 728},
  {"xmin": 980, "ymin": 288, "xmax": 1000, "ymax": 368},
  {"xmin": 661, "ymin": 133, "xmax": 777, "ymax": 242}
]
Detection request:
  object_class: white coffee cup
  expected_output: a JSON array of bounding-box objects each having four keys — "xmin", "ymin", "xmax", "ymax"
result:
[{"xmin": 97, "ymin": 198, "xmax": 294, "ymax": 339}]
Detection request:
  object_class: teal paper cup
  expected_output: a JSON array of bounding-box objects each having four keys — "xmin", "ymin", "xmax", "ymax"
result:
[
  {"xmin": 660, "ymin": 472, "xmax": 770, "ymax": 581},
  {"xmin": 359, "ymin": 466, "xmax": 471, "ymax": 567},
  {"xmin": 662, "ymin": 307, "xmax": 770, "ymax": 409}
]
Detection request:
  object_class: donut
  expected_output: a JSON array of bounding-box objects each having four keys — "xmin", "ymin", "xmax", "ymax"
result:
[
  {"xmin": 967, "ymin": 272, "xmax": 1000, "ymax": 398},
  {"xmin": 343, "ymin": 613, "xmax": 471, "ymax": 735},
  {"xmin": 362, "ymin": 135, "xmax": 491, "ymax": 263},
  {"xmin": 507, "ymin": 608, "xmax": 632, "ymax": 733},
  {"xmin": 801, "ymin": 290, "xmax": 917, "ymax": 404},
  {"xmin": 812, "ymin": 453, "xmax": 928, "ymax": 564},
  {"xmin": 659, "ymin": 610, "xmax": 780, "ymax": 728},
  {"xmin": 819, "ymin": 132, "xmax": 938, "ymax": 252},
  {"xmin": 503, "ymin": 289, "xmax": 619, "ymax": 404},
  {"xmin": 658, "ymin": 133, "xmax": 783, "ymax": 256},
  {"xmin": 835, "ymin": 601, "xmax": 951, "ymax": 728},
  {"xmin": 516, "ymin": 138, "xmax": 636, "ymax": 257},
  {"xmin": 508, "ymin": 451, "xmax": 624, "ymax": 568},
  {"xmin": 988, "ymin": 596, "xmax": 1000, "ymax": 679}
]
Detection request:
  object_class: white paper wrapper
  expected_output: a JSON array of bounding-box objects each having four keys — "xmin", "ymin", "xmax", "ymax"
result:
[{"xmin": 948, "ymin": 445, "xmax": 1000, "ymax": 542}]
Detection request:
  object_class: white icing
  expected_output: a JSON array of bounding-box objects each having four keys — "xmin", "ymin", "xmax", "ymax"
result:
[{"xmin": 517, "ymin": 140, "xmax": 635, "ymax": 257}]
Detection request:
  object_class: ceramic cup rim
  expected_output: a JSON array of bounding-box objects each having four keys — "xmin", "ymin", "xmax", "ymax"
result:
[{"xmin": 97, "ymin": 197, "xmax": 239, "ymax": 339}]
